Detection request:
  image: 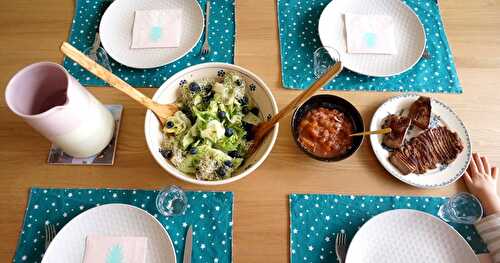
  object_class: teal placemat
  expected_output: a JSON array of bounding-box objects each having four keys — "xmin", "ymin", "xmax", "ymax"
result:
[
  {"xmin": 13, "ymin": 188, "xmax": 233, "ymax": 263},
  {"xmin": 63, "ymin": 0, "xmax": 235, "ymax": 87},
  {"xmin": 289, "ymin": 194, "xmax": 487, "ymax": 263},
  {"xmin": 277, "ymin": 0, "xmax": 462, "ymax": 93}
]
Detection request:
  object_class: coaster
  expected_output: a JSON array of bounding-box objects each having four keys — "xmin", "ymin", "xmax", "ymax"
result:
[{"xmin": 47, "ymin": 104, "xmax": 123, "ymax": 165}]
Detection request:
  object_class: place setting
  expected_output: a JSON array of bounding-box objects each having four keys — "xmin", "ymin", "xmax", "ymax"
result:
[{"xmin": 2, "ymin": 0, "xmax": 499, "ymax": 262}]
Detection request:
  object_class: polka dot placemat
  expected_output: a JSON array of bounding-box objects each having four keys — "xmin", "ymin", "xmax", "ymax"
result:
[
  {"xmin": 63, "ymin": 0, "xmax": 235, "ymax": 87},
  {"xmin": 13, "ymin": 188, "xmax": 233, "ymax": 263},
  {"xmin": 277, "ymin": 0, "xmax": 462, "ymax": 93},
  {"xmin": 289, "ymin": 194, "xmax": 487, "ymax": 262}
]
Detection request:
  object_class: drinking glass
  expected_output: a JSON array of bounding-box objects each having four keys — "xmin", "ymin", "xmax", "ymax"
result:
[
  {"xmin": 156, "ymin": 185, "xmax": 188, "ymax": 216},
  {"xmin": 83, "ymin": 33, "xmax": 112, "ymax": 72},
  {"xmin": 313, "ymin": 46, "xmax": 341, "ymax": 78},
  {"xmin": 438, "ymin": 192, "xmax": 483, "ymax": 224}
]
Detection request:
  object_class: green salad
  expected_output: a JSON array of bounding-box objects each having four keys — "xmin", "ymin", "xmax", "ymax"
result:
[{"xmin": 159, "ymin": 72, "xmax": 262, "ymax": 181}]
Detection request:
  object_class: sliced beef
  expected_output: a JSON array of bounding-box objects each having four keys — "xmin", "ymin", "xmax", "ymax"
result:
[
  {"xmin": 389, "ymin": 126, "xmax": 464, "ymax": 175},
  {"xmin": 409, "ymin": 96, "xmax": 432, "ymax": 129},
  {"xmin": 382, "ymin": 114, "xmax": 411, "ymax": 149}
]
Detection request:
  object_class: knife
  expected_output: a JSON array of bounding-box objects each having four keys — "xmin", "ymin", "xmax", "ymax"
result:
[{"xmin": 183, "ymin": 225, "xmax": 193, "ymax": 263}]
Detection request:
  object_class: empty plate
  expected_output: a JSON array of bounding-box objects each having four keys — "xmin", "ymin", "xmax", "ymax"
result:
[
  {"xmin": 100, "ymin": 0, "xmax": 204, "ymax": 69},
  {"xmin": 318, "ymin": 0, "xmax": 426, "ymax": 77},
  {"xmin": 42, "ymin": 204, "xmax": 176, "ymax": 263},
  {"xmin": 346, "ymin": 209, "xmax": 479, "ymax": 263}
]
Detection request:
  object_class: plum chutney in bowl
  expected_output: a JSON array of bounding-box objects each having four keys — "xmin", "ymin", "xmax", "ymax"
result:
[{"xmin": 291, "ymin": 95, "xmax": 364, "ymax": 162}]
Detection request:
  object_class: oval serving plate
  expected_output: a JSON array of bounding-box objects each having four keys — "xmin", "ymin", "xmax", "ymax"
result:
[{"xmin": 369, "ymin": 94, "xmax": 472, "ymax": 188}]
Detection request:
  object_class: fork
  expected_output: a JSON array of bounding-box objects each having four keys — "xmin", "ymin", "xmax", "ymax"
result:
[
  {"xmin": 335, "ymin": 232, "xmax": 348, "ymax": 263},
  {"xmin": 44, "ymin": 224, "xmax": 56, "ymax": 250},
  {"xmin": 200, "ymin": 1, "xmax": 211, "ymax": 56}
]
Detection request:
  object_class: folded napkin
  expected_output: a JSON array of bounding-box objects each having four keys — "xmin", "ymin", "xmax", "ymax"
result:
[
  {"xmin": 83, "ymin": 236, "xmax": 148, "ymax": 263},
  {"xmin": 131, "ymin": 9, "xmax": 183, "ymax": 49},
  {"xmin": 344, "ymin": 13, "xmax": 396, "ymax": 54}
]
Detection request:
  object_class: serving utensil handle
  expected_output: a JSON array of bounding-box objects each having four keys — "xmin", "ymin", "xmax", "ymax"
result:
[
  {"xmin": 350, "ymin": 127, "xmax": 392, "ymax": 137},
  {"xmin": 60, "ymin": 42, "xmax": 156, "ymax": 109}
]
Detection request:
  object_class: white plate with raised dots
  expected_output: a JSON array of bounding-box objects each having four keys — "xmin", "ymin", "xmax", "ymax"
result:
[
  {"xmin": 318, "ymin": 0, "xmax": 426, "ymax": 77},
  {"xmin": 100, "ymin": 0, "xmax": 204, "ymax": 69},
  {"xmin": 346, "ymin": 209, "xmax": 478, "ymax": 263},
  {"xmin": 42, "ymin": 204, "xmax": 176, "ymax": 263}
]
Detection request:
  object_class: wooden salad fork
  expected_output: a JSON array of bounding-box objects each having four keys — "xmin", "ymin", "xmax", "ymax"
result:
[
  {"xmin": 60, "ymin": 42, "xmax": 178, "ymax": 126},
  {"xmin": 248, "ymin": 61, "xmax": 343, "ymax": 155}
]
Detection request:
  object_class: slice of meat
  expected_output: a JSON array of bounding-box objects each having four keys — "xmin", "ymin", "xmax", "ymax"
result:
[
  {"xmin": 382, "ymin": 114, "xmax": 411, "ymax": 149},
  {"xmin": 409, "ymin": 96, "xmax": 432, "ymax": 129},
  {"xmin": 388, "ymin": 126, "xmax": 464, "ymax": 175}
]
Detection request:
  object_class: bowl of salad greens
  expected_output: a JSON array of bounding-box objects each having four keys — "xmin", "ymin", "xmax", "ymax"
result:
[{"xmin": 144, "ymin": 63, "xmax": 279, "ymax": 185}]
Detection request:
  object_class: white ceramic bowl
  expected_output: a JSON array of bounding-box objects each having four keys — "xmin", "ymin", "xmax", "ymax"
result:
[{"xmin": 145, "ymin": 63, "xmax": 279, "ymax": 185}]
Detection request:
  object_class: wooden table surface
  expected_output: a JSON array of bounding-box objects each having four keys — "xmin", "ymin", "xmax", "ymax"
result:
[{"xmin": 1, "ymin": 0, "xmax": 500, "ymax": 261}]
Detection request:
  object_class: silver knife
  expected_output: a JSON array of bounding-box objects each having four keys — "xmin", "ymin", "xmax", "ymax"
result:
[{"xmin": 183, "ymin": 226, "xmax": 193, "ymax": 263}]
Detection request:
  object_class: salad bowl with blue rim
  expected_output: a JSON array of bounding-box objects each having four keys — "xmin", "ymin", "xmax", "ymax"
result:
[{"xmin": 145, "ymin": 63, "xmax": 279, "ymax": 185}]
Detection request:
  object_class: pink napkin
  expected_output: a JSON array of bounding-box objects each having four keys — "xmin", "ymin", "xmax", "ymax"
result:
[
  {"xmin": 82, "ymin": 236, "xmax": 148, "ymax": 263},
  {"xmin": 344, "ymin": 13, "xmax": 396, "ymax": 55},
  {"xmin": 131, "ymin": 9, "xmax": 183, "ymax": 49}
]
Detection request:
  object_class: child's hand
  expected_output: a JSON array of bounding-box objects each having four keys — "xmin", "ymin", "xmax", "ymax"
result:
[{"xmin": 464, "ymin": 153, "xmax": 500, "ymax": 216}]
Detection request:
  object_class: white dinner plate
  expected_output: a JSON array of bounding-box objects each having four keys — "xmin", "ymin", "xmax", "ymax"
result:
[
  {"xmin": 42, "ymin": 204, "xmax": 176, "ymax": 263},
  {"xmin": 100, "ymin": 0, "xmax": 203, "ymax": 69},
  {"xmin": 370, "ymin": 94, "xmax": 472, "ymax": 188},
  {"xmin": 346, "ymin": 209, "xmax": 479, "ymax": 263},
  {"xmin": 318, "ymin": 0, "xmax": 426, "ymax": 77}
]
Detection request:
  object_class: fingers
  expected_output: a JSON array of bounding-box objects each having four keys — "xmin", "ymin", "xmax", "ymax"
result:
[
  {"xmin": 482, "ymin": 156, "xmax": 491, "ymax": 175},
  {"xmin": 473, "ymin": 153, "xmax": 485, "ymax": 174},
  {"xmin": 463, "ymin": 171, "xmax": 473, "ymax": 185},
  {"xmin": 470, "ymin": 153, "xmax": 480, "ymax": 175}
]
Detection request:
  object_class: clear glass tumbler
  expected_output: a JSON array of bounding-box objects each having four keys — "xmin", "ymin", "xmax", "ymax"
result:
[
  {"xmin": 313, "ymin": 46, "xmax": 341, "ymax": 78},
  {"xmin": 438, "ymin": 192, "xmax": 483, "ymax": 224},
  {"xmin": 155, "ymin": 185, "xmax": 188, "ymax": 217}
]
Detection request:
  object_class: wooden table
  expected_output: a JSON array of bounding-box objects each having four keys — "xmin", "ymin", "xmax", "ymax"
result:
[{"xmin": 1, "ymin": 0, "xmax": 500, "ymax": 261}]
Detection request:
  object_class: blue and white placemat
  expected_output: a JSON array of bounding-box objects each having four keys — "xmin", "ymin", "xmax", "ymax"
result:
[
  {"xmin": 63, "ymin": 0, "xmax": 235, "ymax": 87},
  {"xmin": 277, "ymin": 0, "xmax": 462, "ymax": 93},
  {"xmin": 13, "ymin": 188, "xmax": 233, "ymax": 263},
  {"xmin": 289, "ymin": 193, "xmax": 487, "ymax": 263}
]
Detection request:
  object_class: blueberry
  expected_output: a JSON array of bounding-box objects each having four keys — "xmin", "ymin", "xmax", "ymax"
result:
[
  {"xmin": 239, "ymin": 96, "xmax": 249, "ymax": 105},
  {"xmin": 166, "ymin": 121, "xmax": 174, "ymax": 128},
  {"xmin": 235, "ymin": 79, "xmax": 242, "ymax": 86},
  {"xmin": 245, "ymin": 132, "xmax": 255, "ymax": 141},
  {"xmin": 228, "ymin": 150, "xmax": 240, "ymax": 158},
  {"xmin": 202, "ymin": 91, "xmax": 214, "ymax": 103},
  {"xmin": 225, "ymin": 128, "xmax": 234, "ymax": 137},
  {"xmin": 223, "ymin": 160, "xmax": 233, "ymax": 167},
  {"xmin": 159, "ymin": 149, "xmax": 172, "ymax": 159},
  {"xmin": 250, "ymin": 107, "xmax": 259, "ymax": 115},
  {"xmin": 243, "ymin": 122, "xmax": 254, "ymax": 132},
  {"xmin": 189, "ymin": 82, "xmax": 200, "ymax": 92},
  {"xmin": 218, "ymin": 111, "xmax": 227, "ymax": 119},
  {"xmin": 189, "ymin": 147, "xmax": 197, "ymax": 155},
  {"xmin": 216, "ymin": 167, "xmax": 226, "ymax": 177},
  {"xmin": 242, "ymin": 107, "xmax": 249, "ymax": 114}
]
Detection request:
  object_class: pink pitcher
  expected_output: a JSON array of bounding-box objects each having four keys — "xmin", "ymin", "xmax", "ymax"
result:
[{"xmin": 5, "ymin": 62, "xmax": 114, "ymax": 158}]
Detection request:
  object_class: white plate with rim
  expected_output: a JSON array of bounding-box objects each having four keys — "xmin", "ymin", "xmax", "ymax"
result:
[
  {"xmin": 99, "ymin": 0, "xmax": 203, "ymax": 69},
  {"xmin": 369, "ymin": 94, "xmax": 472, "ymax": 188},
  {"xmin": 144, "ymin": 62, "xmax": 279, "ymax": 185},
  {"xmin": 346, "ymin": 209, "xmax": 479, "ymax": 263},
  {"xmin": 42, "ymin": 204, "xmax": 176, "ymax": 263},
  {"xmin": 318, "ymin": 0, "xmax": 426, "ymax": 77}
]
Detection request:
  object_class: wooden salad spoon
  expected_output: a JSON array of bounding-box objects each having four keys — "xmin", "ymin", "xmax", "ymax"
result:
[
  {"xmin": 60, "ymin": 42, "xmax": 177, "ymax": 126},
  {"xmin": 349, "ymin": 127, "xmax": 392, "ymax": 137},
  {"xmin": 248, "ymin": 61, "xmax": 344, "ymax": 155}
]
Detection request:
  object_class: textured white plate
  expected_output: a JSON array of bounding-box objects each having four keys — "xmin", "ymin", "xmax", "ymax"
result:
[
  {"xmin": 144, "ymin": 63, "xmax": 279, "ymax": 185},
  {"xmin": 100, "ymin": 0, "xmax": 203, "ymax": 69},
  {"xmin": 42, "ymin": 204, "xmax": 176, "ymax": 263},
  {"xmin": 370, "ymin": 94, "xmax": 472, "ymax": 188},
  {"xmin": 346, "ymin": 209, "xmax": 479, "ymax": 263},
  {"xmin": 318, "ymin": 0, "xmax": 426, "ymax": 77}
]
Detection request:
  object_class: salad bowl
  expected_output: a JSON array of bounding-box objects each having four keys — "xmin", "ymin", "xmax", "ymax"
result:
[{"xmin": 145, "ymin": 63, "xmax": 279, "ymax": 185}]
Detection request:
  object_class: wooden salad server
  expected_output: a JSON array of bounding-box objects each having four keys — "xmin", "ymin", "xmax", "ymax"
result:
[
  {"xmin": 248, "ymin": 61, "xmax": 344, "ymax": 155},
  {"xmin": 60, "ymin": 42, "xmax": 177, "ymax": 126}
]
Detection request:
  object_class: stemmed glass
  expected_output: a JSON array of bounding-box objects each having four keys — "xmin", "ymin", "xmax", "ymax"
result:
[{"xmin": 155, "ymin": 185, "xmax": 188, "ymax": 217}]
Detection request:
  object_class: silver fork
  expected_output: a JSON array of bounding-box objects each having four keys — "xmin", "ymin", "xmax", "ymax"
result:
[
  {"xmin": 335, "ymin": 232, "xmax": 348, "ymax": 263},
  {"xmin": 44, "ymin": 224, "xmax": 56, "ymax": 250},
  {"xmin": 200, "ymin": 1, "xmax": 211, "ymax": 56}
]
